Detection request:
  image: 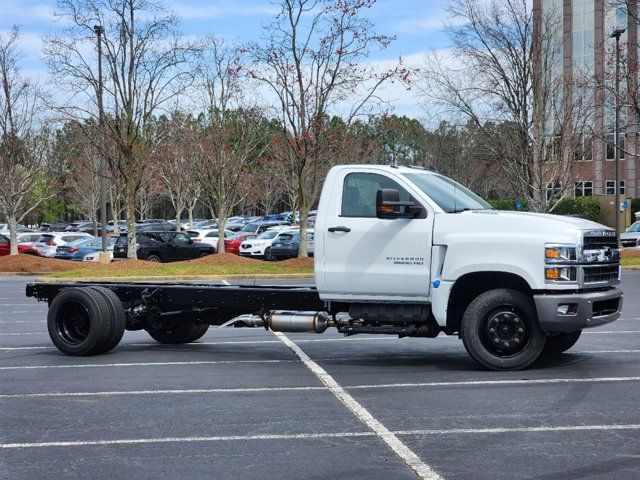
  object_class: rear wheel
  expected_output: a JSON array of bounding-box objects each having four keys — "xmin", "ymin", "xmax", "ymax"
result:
[
  {"xmin": 47, "ymin": 287, "xmax": 112, "ymax": 356},
  {"xmin": 89, "ymin": 286, "xmax": 126, "ymax": 354},
  {"xmin": 146, "ymin": 254, "xmax": 161, "ymax": 263},
  {"xmin": 146, "ymin": 322, "xmax": 210, "ymax": 344},
  {"xmin": 461, "ymin": 289, "xmax": 545, "ymax": 371},
  {"xmin": 542, "ymin": 330, "xmax": 582, "ymax": 354}
]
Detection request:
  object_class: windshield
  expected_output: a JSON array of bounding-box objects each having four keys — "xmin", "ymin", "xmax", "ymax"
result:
[
  {"xmin": 626, "ymin": 222, "xmax": 640, "ymax": 233},
  {"xmin": 402, "ymin": 173, "xmax": 492, "ymax": 213},
  {"xmin": 257, "ymin": 231, "xmax": 278, "ymax": 240}
]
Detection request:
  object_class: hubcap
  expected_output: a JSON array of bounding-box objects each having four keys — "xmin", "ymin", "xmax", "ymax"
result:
[{"xmin": 482, "ymin": 309, "xmax": 529, "ymax": 356}]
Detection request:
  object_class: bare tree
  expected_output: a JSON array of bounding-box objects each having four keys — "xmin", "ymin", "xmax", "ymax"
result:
[
  {"xmin": 45, "ymin": 0, "xmax": 198, "ymax": 257},
  {"xmin": 197, "ymin": 37, "xmax": 263, "ymax": 253},
  {"xmin": 156, "ymin": 112, "xmax": 201, "ymax": 227},
  {"xmin": 0, "ymin": 26, "xmax": 56, "ymax": 254},
  {"xmin": 249, "ymin": 0, "xmax": 407, "ymax": 257},
  {"xmin": 419, "ymin": 0, "xmax": 594, "ymax": 212}
]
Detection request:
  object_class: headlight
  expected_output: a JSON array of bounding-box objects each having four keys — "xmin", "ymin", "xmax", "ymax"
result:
[
  {"xmin": 545, "ymin": 266, "xmax": 577, "ymax": 282},
  {"xmin": 545, "ymin": 244, "xmax": 577, "ymax": 263}
]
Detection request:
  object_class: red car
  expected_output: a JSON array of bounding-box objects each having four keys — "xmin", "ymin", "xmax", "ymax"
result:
[
  {"xmin": 224, "ymin": 232, "xmax": 257, "ymax": 255},
  {"xmin": 0, "ymin": 233, "xmax": 40, "ymax": 256}
]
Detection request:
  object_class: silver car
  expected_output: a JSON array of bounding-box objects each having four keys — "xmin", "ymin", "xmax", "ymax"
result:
[{"xmin": 621, "ymin": 221, "xmax": 640, "ymax": 248}]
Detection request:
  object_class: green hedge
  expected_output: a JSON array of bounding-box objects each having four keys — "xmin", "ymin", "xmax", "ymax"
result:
[
  {"xmin": 487, "ymin": 199, "xmax": 528, "ymax": 211},
  {"xmin": 487, "ymin": 197, "xmax": 601, "ymax": 222},
  {"xmin": 550, "ymin": 197, "xmax": 601, "ymax": 222}
]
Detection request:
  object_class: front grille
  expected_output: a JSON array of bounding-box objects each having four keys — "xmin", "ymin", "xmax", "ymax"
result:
[
  {"xmin": 583, "ymin": 264, "xmax": 619, "ymax": 283},
  {"xmin": 583, "ymin": 232, "xmax": 617, "ymax": 250}
]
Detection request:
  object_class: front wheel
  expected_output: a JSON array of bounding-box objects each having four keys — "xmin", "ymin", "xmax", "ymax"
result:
[
  {"xmin": 146, "ymin": 254, "xmax": 161, "ymax": 263},
  {"xmin": 461, "ymin": 289, "xmax": 545, "ymax": 371},
  {"xmin": 264, "ymin": 247, "xmax": 276, "ymax": 261},
  {"xmin": 542, "ymin": 330, "xmax": 582, "ymax": 354},
  {"xmin": 146, "ymin": 323, "xmax": 210, "ymax": 344}
]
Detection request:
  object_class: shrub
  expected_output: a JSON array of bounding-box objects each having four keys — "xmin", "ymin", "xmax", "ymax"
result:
[
  {"xmin": 486, "ymin": 199, "xmax": 528, "ymax": 211},
  {"xmin": 551, "ymin": 197, "xmax": 600, "ymax": 222}
]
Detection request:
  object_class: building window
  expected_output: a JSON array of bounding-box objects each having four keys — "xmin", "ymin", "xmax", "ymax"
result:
[
  {"xmin": 606, "ymin": 134, "xmax": 625, "ymax": 160},
  {"xmin": 574, "ymin": 181, "xmax": 593, "ymax": 197},
  {"xmin": 546, "ymin": 181, "xmax": 562, "ymax": 200},
  {"xmin": 606, "ymin": 180, "xmax": 625, "ymax": 195},
  {"xmin": 574, "ymin": 134, "xmax": 592, "ymax": 162}
]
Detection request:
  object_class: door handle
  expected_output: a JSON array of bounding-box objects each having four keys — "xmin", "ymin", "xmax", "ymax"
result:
[{"xmin": 328, "ymin": 226, "xmax": 351, "ymax": 233}]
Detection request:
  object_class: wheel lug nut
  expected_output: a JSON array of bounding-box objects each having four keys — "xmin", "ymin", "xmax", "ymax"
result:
[
  {"xmin": 489, "ymin": 328, "xmax": 495, "ymax": 333},
  {"xmin": 514, "ymin": 338, "xmax": 520, "ymax": 343},
  {"xmin": 493, "ymin": 338, "xmax": 500, "ymax": 343},
  {"xmin": 517, "ymin": 328, "xmax": 524, "ymax": 333}
]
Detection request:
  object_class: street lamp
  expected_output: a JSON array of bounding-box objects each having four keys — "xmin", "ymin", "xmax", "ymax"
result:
[
  {"xmin": 94, "ymin": 24, "xmax": 109, "ymax": 263},
  {"xmin": 610, "ymin": 27, "xmax": 625, "ymax": 246}
]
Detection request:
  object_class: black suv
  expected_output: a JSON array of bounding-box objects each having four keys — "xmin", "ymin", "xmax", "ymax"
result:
[
  {"xmin": 114, "ymin": 231, "xmax": 214, "ymax": 262},
  {"xmin": 135, "ymin": 222, "xmax": 177, "ymax": 233}
]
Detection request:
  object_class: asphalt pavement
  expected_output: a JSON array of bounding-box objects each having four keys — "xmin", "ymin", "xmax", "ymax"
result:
[{"xmin": 0, "ymin": 273, "xmax": 639, "ymax": 479}]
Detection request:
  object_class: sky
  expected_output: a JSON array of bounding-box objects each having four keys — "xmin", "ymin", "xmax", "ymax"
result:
[{"xmin": 0, "ymin": 0, "xmax": 454, "ymax": 118}]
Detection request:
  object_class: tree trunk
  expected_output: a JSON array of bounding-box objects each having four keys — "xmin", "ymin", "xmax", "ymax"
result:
[
  {"xmin": 110, "ymin": 188, "xmax": 120, "ymax": 235},
  {"xmin": 188, "ymin": 207, "xmax": 194, "ymax": 229},
  {"xmin": 217, "ymin": 211, "xmax": 227, "ymax": 253},
  {"xmin": 296, "ymin": 171, "xmax": 309, "ymax": 258},
  {"xmin": 125, "ymin": 181, "xmax": 138, "ymax": 259},
  {"xmin": 8, "ymin": 215, "xmax": 18, "ymax": 255}
]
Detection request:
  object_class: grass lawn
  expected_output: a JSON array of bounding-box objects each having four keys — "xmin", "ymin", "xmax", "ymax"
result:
[{"xmin": 45, "ymin": 262, "xmax": 314, "ymax": 279}]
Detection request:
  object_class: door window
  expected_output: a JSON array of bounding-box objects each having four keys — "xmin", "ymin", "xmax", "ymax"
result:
[
  {"xmin": 172, "ymin": 232, "xmax": 191, "ymax": 244},
  {"xmin": 341, "ymin": 172, "xmax": 411, "ymax": 218},
  {"xmin": 0, "ymin": 234, "xmax": 8, "ymax": 244}
]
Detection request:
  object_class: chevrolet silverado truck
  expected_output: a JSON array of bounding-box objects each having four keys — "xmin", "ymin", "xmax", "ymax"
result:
[{"xmin": 26, "ymin": 165, "xmax": 623, "ymax": 370}]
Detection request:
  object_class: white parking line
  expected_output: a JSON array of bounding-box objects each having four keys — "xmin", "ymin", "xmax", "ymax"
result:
[
  {"xmin": 583, "ymin": 330, "xmax": 640, "ymax": 334},
  {"xmin": 0, "ymin": 359, "xmax": 296, "ymax": 371},
  {"xmin": 3, "ymin": 375, "xmax": 640, "ymax": 399},
  {"xmin": 274, "ymin": 331, "xmax": 442, "ymax": 480},
  {"xmin": 0, "ymin": 320, "xmax": 45, "ymax": 324},
  {"xmin": 0, "ymin": 332, "xmax": 44, "ymax": 336},
  {"xmin": 2, "ymin": 423, "xmax": 638, "ymax": 450}
]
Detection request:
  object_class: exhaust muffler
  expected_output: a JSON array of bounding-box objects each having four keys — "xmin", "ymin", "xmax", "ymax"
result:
[{"xmin": 267, "ymin": 311, "xmax": 329, "ymax": 334}]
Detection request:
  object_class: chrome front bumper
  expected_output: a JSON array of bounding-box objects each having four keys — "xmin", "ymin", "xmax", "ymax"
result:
[{"xmin": 534, "ymin": 288, "xmax": 623, "ymax": 332}]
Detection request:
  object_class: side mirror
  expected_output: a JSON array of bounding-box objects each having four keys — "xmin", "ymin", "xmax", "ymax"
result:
[{"xmin": 376, "ymin": 189, "xmax": 423, "ymax": 219}]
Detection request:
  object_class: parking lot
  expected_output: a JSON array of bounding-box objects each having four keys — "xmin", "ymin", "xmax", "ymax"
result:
[{"xmin": 0, "ymin": 273, "xmax": 639, "ymax": 479}]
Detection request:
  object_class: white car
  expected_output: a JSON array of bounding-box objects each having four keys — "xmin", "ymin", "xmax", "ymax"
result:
[
  {"xmin": 16, "ymin": 233, "xmax": 42, "ymax": 246},
  {"xmin": 34, "ymin": 232, "xmax": 93, "ymax": 258},
  {"xmin": 186, "ymin": 229, "xmax": 234, "ymax": 250},
  {"xmin": 239, "ymin": 228, "xmax": 310, "ymax": 260}
]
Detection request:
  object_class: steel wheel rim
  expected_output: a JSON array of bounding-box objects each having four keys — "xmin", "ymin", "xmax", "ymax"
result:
[
  {"xmin": 480, "ymin": 307, "xmax": 531, "ymax": 357},
  {"xmin": 56, "ymin": 300, "xmax": 90, "ymax": 345}
]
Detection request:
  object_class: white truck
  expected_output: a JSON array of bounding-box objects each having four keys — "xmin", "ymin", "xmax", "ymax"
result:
[{"xmin": 27, "ymin": 165, "xmax": 623, "ymax": 370}]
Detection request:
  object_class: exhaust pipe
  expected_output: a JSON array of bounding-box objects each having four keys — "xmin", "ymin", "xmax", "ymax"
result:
[{"xmin": 267, "ymin": 311, "xmax": 329, "ymax": 334}]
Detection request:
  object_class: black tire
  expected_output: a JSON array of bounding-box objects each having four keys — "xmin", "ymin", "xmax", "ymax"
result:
[
  {"xmin": 264, "ymin": 247, "xmax": 275, "ymax": 261},
  {"xmin": 461, "ymin": 289, "xmax": 545, "ymax": 371},
  {"xmin": 47, "ymin": 287, "xmax": 112, "ymax": 356},
  {"xmin": 146, "ymin": 323, "xmax": 210, "ymax": 344},
  {"xmin": 542, "ymin": 330, "xmax": 582, "ymax": 354},
  {"xmin": 88, "ymin": 286, "xmax": 126, "ymax": 354},
  {"xmin": 146, "ymin": 254, "xmax": 161, "ymax": 263},
  {"xmin": 198, "ymin": 251, "xmax": 211, "ymax": 258}
]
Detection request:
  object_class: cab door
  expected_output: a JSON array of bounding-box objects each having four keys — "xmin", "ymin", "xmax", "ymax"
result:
[
  {"xmin": 320, "ymin": 170, "xmax": 433, "ymax": 302},
  {"xmin": 0, "ymin": 234, "xmax": 9, "ymax": 255}
]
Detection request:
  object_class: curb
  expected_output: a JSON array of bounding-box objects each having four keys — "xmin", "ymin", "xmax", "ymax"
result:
[{"xmin": 34, "ymin": 273, "xmax": 315, "ymax": 283}]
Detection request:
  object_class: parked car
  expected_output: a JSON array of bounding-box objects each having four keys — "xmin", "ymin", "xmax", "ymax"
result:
[
  {"xmin": 238, "ymin": 229, "xmax": 294, "ymax": 261},
  {"xmin": 270, "ymin": 230, "xmax": 315, "ymax": 260},
  {"xmin": 0, "ymin": 223, "xmax": 32, "ymax": 233},
  {"xmin": 107, "ymin": 220, "xmax": 128, "ymax": 233},
  {"xmin": 113, "ymin": 231, "xmax": 214, "ymax": 262},
  {"xmin": 239, "ymin": 220, "xmax": 290, "ymax": 235},
  {"xmin": 621, "ymin": 221, "xmax": 640, "ymax": 248},
  {"xmin": 0, "ymin": 233, "xmax": 40, "ymax": 256},
  {"xmin": 136, "ymin": 222, "xmax": 177, "ymax": 233},
  {"xmin": 224, "ymin": 232, "xmax": 258, "ymax": 255},
  {"xmin": 42, "ymin": 221, "xmax": 71, "ymax": 232},
  {"xmin": 64, "ymin": 221, "xmax": 92, "ymax": 232},
  {"xmin": 54, "ymin": 237, "xmax": 116, "ymax": 261},
  {"xmin": 185, "ymin": 229, "xmax": 234, "ymax": 249},
  {"xmin": 34, "ymin": 232, "xmax": 94, "ymax": 258}
]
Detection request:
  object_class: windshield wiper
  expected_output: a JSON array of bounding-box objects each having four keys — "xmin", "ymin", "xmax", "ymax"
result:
[{"xmin": 448, "ymin": 207, "xmax": 491, "ymax": 214}]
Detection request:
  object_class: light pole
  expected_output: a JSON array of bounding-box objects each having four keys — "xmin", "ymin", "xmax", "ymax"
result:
[
  {"xmin": 611, "ymin": 27, "xmax": 625, "ymax": 246},
  {"xmin": 94, "ymin": 24, "xmax": 109, "ymax": 263}
]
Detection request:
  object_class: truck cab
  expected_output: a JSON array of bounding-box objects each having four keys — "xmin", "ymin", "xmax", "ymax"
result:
[{"xmin": 315, "ymin": 165, "xmax": 623, "ymax": 370}]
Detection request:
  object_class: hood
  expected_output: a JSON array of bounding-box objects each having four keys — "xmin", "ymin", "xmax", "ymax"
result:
[
  {"xmin": 434, "ymin": 210, "xmax": 611, "ymax": 245},
  {"xmin": 621, "ymin": 231, "xmax": 640, "ymax": 239}
]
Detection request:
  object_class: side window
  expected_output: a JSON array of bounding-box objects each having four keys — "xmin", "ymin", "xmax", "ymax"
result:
[
  {"xmin": 341, "ymin": 172, "xmax": 411, "ymax": 218},
  {"xmin": 0, "ymin": 234, "xmax": 8, "ymax": 244},
  {"xmin": 173, "ymin": 233, "xmax": 191, "ymax": 244}
]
